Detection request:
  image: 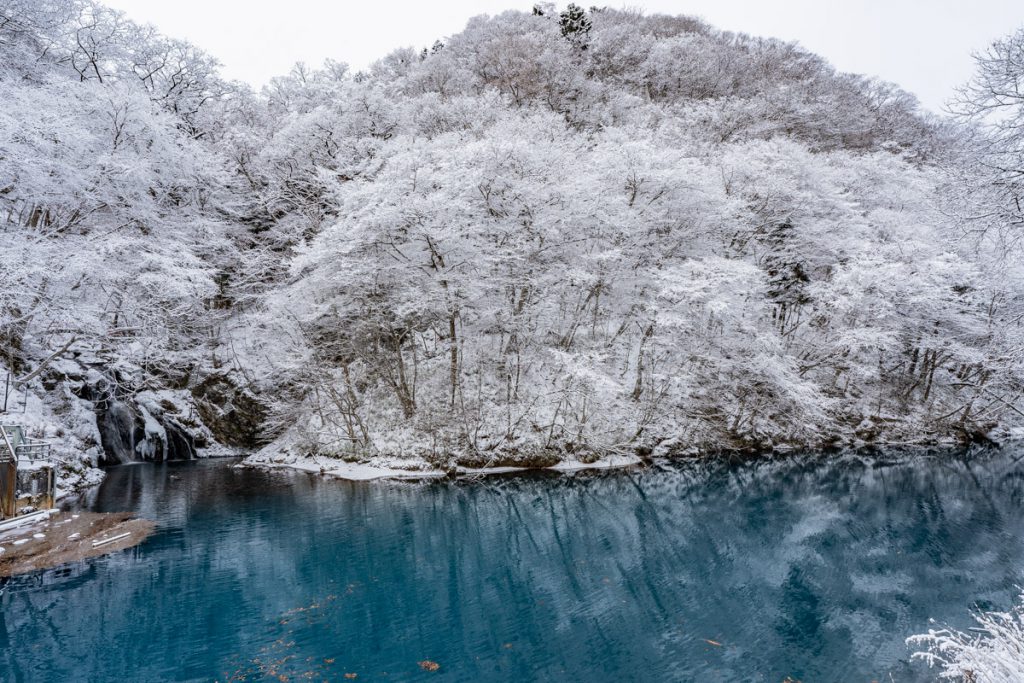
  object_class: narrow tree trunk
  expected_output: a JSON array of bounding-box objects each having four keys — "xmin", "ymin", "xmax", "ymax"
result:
[
  {"xmin": 631, "ymin": 323, "xmax": 655, "ymax": 401},
  {"xmin": 448, "ymin": 312, "xmax": 458, "ymax": 408}
]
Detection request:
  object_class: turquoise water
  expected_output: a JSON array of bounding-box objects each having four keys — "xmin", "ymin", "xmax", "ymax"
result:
[{"xmin": 2, "ymin": 449, "xmax": 1023, "ymax": 682}]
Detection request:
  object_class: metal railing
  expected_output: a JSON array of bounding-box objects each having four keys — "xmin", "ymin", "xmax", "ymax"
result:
[
  {"xmin": 1, "ymin": 425, "xmax": 52, "ymax": 463},
  {"xmin": 15, "ymin": 441, "xmax": 52, "ymax": 462},
  {"xmin": 0, "ymin": 424, "xmax": 17, "ymax": 463},
  {"xmin": 0, "ymin": 421, "xmax": 54, "ymax": 518},
  {"xmin": 0, "ymin": 424, "xmax": 55, "ymax": 518}
]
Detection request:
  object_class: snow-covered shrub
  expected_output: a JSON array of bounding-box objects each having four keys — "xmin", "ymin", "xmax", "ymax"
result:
[{"xmin": 908, "ymin": 592, "xmax": 1024, "ymax": 682}]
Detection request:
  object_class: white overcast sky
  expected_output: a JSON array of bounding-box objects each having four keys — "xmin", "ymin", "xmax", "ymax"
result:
[{"xmin": 103, "ymin": 0, "xmax": 1024, "ymax": 113}]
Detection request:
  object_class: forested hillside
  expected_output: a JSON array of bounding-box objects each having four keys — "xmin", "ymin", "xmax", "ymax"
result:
[{"xmin": 2, "ymin": 1, "xmax": 1022, "ymax": 481}]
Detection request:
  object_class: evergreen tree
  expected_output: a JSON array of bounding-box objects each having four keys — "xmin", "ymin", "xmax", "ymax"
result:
[{"xmin": 559, "ymin": 3, "xmax": 591, "ymax": 48}]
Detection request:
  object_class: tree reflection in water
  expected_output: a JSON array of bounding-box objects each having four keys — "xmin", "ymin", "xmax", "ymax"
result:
[{"xmin": 1, "ymin": 448, "xmax": 1022, "ymax": 682}]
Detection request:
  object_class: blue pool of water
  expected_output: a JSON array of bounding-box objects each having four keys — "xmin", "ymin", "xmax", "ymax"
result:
[{"xmin": 2, "ymin": 449, "xmax": 1023, "ymax": 682}]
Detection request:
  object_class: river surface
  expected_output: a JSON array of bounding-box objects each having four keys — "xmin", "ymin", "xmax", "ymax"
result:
[{"xmin": 2, "ymin": 448, "xmax": 1024, "ymax": 682}]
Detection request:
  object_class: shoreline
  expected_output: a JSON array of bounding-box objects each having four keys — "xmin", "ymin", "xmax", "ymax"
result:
[
  {"xmin": 0, "ymin": 511, "xmax": 155, "ymax": 577},
  {"xmin": 240, "ymin": 428, "xmax": 1024, "ymax": 483},
  {"xmin": 49, "ymin": 429, "xmax": 1022, "ymax": 497},
  {"xmin": 242, "ymin": 452, "xmax": 645, "ymax": 482}
]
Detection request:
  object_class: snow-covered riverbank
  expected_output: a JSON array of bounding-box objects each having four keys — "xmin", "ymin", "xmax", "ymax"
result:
[{"xmin": 242, "ymin": 450, "xmax": 643, "ymax": 481}]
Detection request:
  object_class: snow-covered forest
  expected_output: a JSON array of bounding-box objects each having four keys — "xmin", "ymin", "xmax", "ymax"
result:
[{"xmin": 2, "ymin": 0, "xmax": 1024, "ymax": 481}]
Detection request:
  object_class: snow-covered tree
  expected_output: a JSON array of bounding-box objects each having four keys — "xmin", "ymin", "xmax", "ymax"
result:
[
  {"xmin": 2, "ymin": 2, "xmax": 1022, "ymax": 472},
  {"xmin": 951, "ymin": 26, "xmax": 1024, "ymax": 231}
]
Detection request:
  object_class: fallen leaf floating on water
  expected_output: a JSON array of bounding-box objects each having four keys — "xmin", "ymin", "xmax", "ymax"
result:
[
  {"xmin": 418, "ymin": 660, "xmax": 441, "ymax": 672},
  {"xmin": 705, "ymin": 639, "xmax": 722, "ymax": 647},
  {"xmin": 344, "ymin": 674, "xmax": 357, "ymax": 679}
]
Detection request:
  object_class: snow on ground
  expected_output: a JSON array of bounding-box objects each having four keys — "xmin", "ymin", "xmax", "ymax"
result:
[
  {"xmin": 2, "ymin": 369, "xmax": 106, "ymax": 498},
  {"xmin": 244, "ymin": 449, "xmax": 642, "ymax": 481}
]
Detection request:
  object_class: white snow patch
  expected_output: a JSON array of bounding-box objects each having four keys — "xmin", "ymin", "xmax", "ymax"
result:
[
  {"xmin": 247, "ymin": 451, "xmax": 642, "ymax": 481},
  {"xmin": 259, "ymin": 458, "xmax": 445, "ymax": 481},
  {"xmin": 550, "ymin": 454, "xmax": 643, "ymax": 471}
]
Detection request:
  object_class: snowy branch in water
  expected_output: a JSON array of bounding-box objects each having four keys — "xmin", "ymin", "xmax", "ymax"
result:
[{"xmin": 908, "ymin": 591, "xmax": 1024, "ymax": 682}]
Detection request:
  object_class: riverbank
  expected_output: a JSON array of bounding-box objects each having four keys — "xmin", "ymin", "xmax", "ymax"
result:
[
  {"xmin": 241, "ymin": 426, "xmax": 1024, "ymax": 482},
  {"xmin": 242, "ymin": 450, "xmax": 644, "ymax": 481},
  {"xmin": 0, "ymin": 510, "xmax": 154, "ymax": 577}
]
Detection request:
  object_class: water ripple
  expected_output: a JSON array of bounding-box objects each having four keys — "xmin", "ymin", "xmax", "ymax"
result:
[{"xmin": 0, "ymin": 450, "xmax": 1022, "ymax": 681}]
